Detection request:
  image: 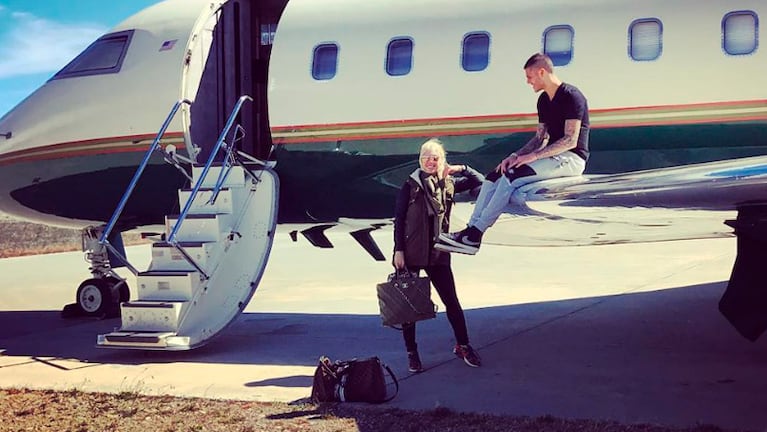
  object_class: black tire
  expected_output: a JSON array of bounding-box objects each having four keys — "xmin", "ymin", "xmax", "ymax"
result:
[
  {"xmin": 75, "ymin": 278, "xmax": 114, "ymax": 317},
  {"xmin": 105, "ymin": 276, "xmax": 130, "ymax": 303}
]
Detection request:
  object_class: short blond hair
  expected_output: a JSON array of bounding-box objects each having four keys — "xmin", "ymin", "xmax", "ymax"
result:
[{"xmin": 419, "ymin": 138, "xmax": 447, "ymax": 173}]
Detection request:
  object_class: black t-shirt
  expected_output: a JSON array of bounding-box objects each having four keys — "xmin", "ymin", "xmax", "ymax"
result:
[{"xmin": 537, "ymin": 82, "xmax": 590, "ymax": 160}]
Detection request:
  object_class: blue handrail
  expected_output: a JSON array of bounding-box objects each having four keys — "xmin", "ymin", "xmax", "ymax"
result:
[
  {"xmin": 167, "ymin": 95, "xmax": 253, "ymax": 245},
  {"xmin": 99, "ymin": 99, "xmax": 192, "ymax": 246}
]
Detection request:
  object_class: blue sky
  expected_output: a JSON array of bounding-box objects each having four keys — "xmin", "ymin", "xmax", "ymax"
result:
[{"xmin": 0, "ymin": 0, "xmax": 160, "ymax": 117}]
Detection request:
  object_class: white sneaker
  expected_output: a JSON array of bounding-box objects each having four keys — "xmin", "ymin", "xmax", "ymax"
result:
[{"xmin": 434, "ymin": 241, "xmax": 478, "ymax": 255}]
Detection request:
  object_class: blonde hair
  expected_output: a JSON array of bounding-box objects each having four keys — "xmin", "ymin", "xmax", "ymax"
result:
[{"xmin": 419, "ymin": 138, "xmax": 447, "ymax": 173}]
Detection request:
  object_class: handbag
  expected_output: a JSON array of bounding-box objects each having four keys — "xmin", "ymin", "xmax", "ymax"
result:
[
  {"xmin": 376, "ymin": 269, "xmax": 437, "ymax": 327},
  {"xmin": 310, "ymin": 356, "xmax": 341, "ymax": 403},
  {"xmin": 339, "ymin": 357, "xmax": 398, "ymax": 403},
  {"xmin": 310, "ymin": 356, "xmax": 399, "ymax": 404}
]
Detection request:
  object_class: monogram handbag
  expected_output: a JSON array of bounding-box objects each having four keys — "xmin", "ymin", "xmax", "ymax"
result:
[
  {"xmin": 376, "ymin": 269, "xmax": 437, "ymax": 327},
  {"xmin": 310, "ymin": 356, "xmax": 399, "ymax": 404},
  {"xmin": 339, "ymin": 356, "xmax": 398, "ymax": 403}
]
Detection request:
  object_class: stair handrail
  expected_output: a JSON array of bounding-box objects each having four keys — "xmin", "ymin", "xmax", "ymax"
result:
[
  {"xmin": 167, "ymin": 95, "xmax": 253, "ymax": 246},
  {"xmin": 98, "ymin": 99, "xmax": 192, "ymax": 274}
]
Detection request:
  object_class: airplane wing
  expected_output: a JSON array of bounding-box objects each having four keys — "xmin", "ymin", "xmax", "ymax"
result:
[
  {"xmin": 447, "ymin": 155, "xmax": 767, "ymax": 342},
  {"xmin": 449, "ymin": 155, "xmax": 767, "ymax": 247}
]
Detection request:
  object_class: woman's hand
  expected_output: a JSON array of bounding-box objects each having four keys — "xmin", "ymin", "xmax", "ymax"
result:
[
  {"xmin": 393, "ymin": 251, "xmax": 406, "ymax": 269},
  {"xmin": 443, "ymin": 164, "xmax": 465, "ymax": 178}
]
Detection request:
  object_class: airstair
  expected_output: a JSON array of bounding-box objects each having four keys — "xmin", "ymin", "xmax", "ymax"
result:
[{"xmin": 96, "ymin": 96, "xmax": 278, "ymax": 350}]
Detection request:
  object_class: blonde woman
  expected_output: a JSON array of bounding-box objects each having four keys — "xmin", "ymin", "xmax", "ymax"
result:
[{"xmin": 392, "ymin": 138, "xmax": 484, "ymax": 372}]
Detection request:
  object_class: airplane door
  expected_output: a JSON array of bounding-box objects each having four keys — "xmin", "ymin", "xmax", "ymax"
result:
[
  {"xmin": 190, "ymin": 0, "xmax": 288, "ymax": 162},
  {"xmin": 180, "ymin": 2, "xmax": 221, "ymax": 162}
]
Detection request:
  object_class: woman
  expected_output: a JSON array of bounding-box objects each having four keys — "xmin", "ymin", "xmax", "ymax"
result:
[{"xmin": 392, "ymin": 138, "xmax": 484, "ymax": 373}]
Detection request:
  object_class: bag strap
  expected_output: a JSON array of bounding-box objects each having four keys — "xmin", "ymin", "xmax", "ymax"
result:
[{"xmin": 380, "ymin": 362, "xmax": 399, "ymax": 403}]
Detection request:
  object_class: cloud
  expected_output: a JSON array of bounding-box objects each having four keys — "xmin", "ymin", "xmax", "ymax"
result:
[{"xmin": 0, "ymin": 11, "xmax": 107, "ymax": 79}]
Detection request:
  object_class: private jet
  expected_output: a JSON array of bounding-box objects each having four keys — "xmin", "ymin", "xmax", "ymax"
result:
[{"xmin": 0, "ymin": 0, "xmax": 765, "ymax": 349}]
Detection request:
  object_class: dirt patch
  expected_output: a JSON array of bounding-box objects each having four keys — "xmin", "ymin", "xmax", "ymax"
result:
[
  {"xmin": 0, "ymin": 220, "xmax": 146, "ymax": 258},
  {"xmin": 0, "ymin": 388, "xmax": 740, "ymax": 432}
]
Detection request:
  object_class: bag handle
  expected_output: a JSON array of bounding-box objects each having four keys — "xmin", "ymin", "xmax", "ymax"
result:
[
  {"xmin": 392, "ymin": 267, "xmax": 416, "ymax": 280},
  {"xmin": 380, "ymin": 362, "xmax": 399, "ymax": 403}
]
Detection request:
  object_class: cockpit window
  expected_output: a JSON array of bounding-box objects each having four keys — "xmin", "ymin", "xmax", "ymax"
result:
[{"xmin": 51, "ymin": 30, "xmax": 134, "ymax": 80}]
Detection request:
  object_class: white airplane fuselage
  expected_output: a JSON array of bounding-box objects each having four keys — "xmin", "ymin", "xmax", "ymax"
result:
[{"xmin": 0, "ymin": 0, "xmax": 764, "ymax": 229}]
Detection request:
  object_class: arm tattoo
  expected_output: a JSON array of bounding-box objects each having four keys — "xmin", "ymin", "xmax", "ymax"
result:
[
  {"xmin": 517, "ymin": 123, "xmax": 548, "ymax": 155},
  {"xmin": 534, "ymin": 119, "xmax": 581, "ymax": 159}
]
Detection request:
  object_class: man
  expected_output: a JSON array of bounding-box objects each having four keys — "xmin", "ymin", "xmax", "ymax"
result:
[{"xmin": 436, "ymin": 52, "xmax": 590, "ymax": 255}]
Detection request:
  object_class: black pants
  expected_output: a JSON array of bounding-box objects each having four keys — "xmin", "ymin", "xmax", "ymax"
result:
[{"xmin": 403, "ymin": 264, "xmax": 469, "ymax": 352}]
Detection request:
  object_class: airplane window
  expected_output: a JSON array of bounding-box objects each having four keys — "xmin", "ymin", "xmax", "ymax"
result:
[
  {"xmin": 386, "ymin": 38, "xmax": 413, "ymax": 76},
  {"xmin": 543, "ymin": 25, "xmax": 574, "ymax": 66},
  {"xmin": 312, "ymin": 43, "xmax": 339, "ymax": 80},
  {"xmin": 462, "ymin": 32, "xmax": 490, "ymax": 72},
  {"xmin": 629, "ymin": 18, "xmax": 663, "ymax": 61},
  {"xmin": 722, "ymin": 11, "xmax": 759, "ymax": 55},
  {"xmin": 51, "ymin": 30, "xmax": 134, "ymax": 80}
]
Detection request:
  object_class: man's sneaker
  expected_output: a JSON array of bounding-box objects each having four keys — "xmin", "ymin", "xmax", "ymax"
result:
[
  {"xmin": 434, "ymin": 242, "xmax": 478, "ymax": 255},
  {"xmin": 453, "ymin": 344, "xmax": 482, "ymax": 368},
  {"xmin": 437, "ymin": 226, "xmax": 483, "ymax": 254},
  {"xmin": 408, "ymin": 351, "xmax": 423, "ymax": 373}
]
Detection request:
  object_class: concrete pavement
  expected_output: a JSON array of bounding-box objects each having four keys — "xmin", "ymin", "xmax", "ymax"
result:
[{"xmin": 0, "ymin": 234, "xmax": 765, "ymax": 430}]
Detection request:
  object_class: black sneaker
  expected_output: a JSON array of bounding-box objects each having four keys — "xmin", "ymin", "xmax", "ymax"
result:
[
  {"xmin": 453, "ymin": 344, "xmax": 482, "ymax": 368},
  {"xmin": 408, "ymin": 351, "xmax": 423, "ymax": 373},
  {"xmin": 436, "ymin": 226, "xmax": 483, "ymax": 254}
]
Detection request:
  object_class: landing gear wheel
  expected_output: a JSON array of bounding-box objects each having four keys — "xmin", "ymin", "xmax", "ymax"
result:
[
  {"xmin": 105, "ymin": 276, "xmax": 130, "ymax": 303},
  {"xmin": 76, "ymin": 278, "xmax": 114, "ymax": 317}
]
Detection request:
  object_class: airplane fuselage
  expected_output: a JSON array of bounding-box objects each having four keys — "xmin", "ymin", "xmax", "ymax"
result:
[{"xmin": 0, "ymin": 0, "xmax": 765, "ymax": 229}]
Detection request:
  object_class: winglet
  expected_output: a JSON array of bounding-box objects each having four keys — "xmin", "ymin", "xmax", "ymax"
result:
[
  {"xmin": 301, "ymin": 224, "xmax": 336, "ymax": 248},
  {"xmin": 350, "ymin": 228, "xmax": 386, "ymax": 261}
]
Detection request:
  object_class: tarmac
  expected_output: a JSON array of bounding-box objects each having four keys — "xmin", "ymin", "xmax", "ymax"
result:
[{"xmin": 0, "ymin": 232, "xmax": 765, "ymax": 431}]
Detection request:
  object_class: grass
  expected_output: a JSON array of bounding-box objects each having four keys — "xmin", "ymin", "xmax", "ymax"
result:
[{"xmin": 0, "ymin": 388, "xmax": 745, "ymax": 432}]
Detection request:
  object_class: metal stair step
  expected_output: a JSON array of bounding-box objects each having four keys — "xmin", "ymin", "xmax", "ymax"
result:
[
  {"xmin": 178, "ymin": 187, "xmax": 243, "ymax": 215},
  {"xmin": 97, "ymin": 331, "xmax": 191, "ymax": 350},
  {"xmin": 192, "ymin": 165, "xmax": 247, "ymax": 188},
  {"xmin": 136, "ymin": 270, "xmax": 203, "ymax": 301},
  {"xmin": 165, "ymin": 213, "xmax": 231, "ymax": 242},
  {"xmin": 120, "ymin": 300, "xmax": 187, "ymax": 332},
  {"xmin": 150, "ymin": 241, "xmax": 220, "ymax": 272}
]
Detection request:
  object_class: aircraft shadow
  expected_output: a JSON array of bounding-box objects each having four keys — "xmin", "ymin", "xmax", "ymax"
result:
[
  {"xmin": 1, "ymin": 280, "xmax": 764, "ymax": 371},
  {"xmin": 2, "ymin": 279, "xmax": 767, "ymax": 431}
]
